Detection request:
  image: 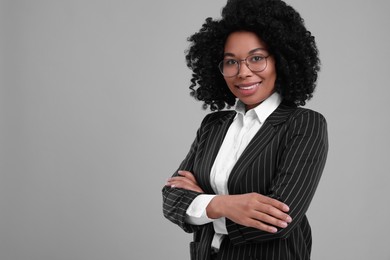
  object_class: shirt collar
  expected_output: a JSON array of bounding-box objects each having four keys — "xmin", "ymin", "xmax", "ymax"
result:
[{"xmin": 234, "ymin": 92, "xmax": 282, "ymax": 123}]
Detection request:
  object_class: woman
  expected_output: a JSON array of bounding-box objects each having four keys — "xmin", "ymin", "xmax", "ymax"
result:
[{"xmin": 162, "ymin": 0, "xmax": 328, "ymax": 259}]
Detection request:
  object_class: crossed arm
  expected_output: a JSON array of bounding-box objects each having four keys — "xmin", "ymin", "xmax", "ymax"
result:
[
  {"xmin": 166, "ymin": 170, "xmax": 292, "ymax": 233},
  {"xmin": 163, "ymin": 110, "xmax": 328, "ymax": 244}
]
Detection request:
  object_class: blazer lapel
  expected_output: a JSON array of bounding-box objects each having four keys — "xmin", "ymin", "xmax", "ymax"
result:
[
  {"xmin": 227, "ymin": 103, "xmax": 296, "ymax": 193},
  {"xmin": 198, "ymin": 111, "xmax": 235, "ymax": 194}
]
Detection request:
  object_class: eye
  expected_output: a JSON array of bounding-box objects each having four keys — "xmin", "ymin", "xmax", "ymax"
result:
[
  {"xmin": 223, "ymin": 59, "xmax": 238, "ymax": 66},
  {"xmin": 249, "ymin": 55, "xmax": 265, "ymax": 63}
]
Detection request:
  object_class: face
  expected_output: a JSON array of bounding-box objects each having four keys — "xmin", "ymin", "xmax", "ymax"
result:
[{"xmin": 222, "ymin": 31, "xmax": 277, "ymax": 110}]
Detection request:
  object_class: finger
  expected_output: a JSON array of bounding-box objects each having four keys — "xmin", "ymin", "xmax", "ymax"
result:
[
  {"xmin": 171, "ymin": 183, "xmax": 203, "ymax": 193},
  {"xmin": 256, "ymin": 195, "xmax": 290, "ymax": 212},
  {"xmin": 166, "ymin": 179, "xmax": 187, "ymax": 189},
  {"xmin": 178, "ymin": 170, "xmax": 197, "ymax": 183},
  {"xmin": 166, "ymin": 178, "xmax": 203, "ymax": 193},
  {"xmin": 247, "ymin": 218, "xmax": 278, "ymax": 233},
  {"xmin": 168, "ymin": 176, "xmax": 196, "ymax": 185},
  {"xmin": 251, "ymin": 210, "xmax": 289, "ymax": 228},
  {"xmin": 169, "ymin": 175, "xmax": 200, "ymax": 190},
  {"xmin": 255, "ymin": 203, "xmax": 292, "ymax": 223}
]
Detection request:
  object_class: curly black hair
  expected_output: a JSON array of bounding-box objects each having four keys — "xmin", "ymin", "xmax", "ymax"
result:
[{"xmin": 185, "ymin": 0, "xmax": 320, "ymax": 110}]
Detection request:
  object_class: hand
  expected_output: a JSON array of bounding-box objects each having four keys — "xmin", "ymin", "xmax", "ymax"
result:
[
  {"xmin": 166, "ymin": 170, "xmax": 204, "ymax": 193},
  {"xmin": 207, "ymin": 193, "xmax": 292, "ymax": 233}
]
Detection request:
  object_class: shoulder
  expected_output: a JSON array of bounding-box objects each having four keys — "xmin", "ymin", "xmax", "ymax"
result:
[
  {"xmin": 270, "ymin": 104, "xmax": 327, "ymax": 135},
  {"xmin": 200, "ymin": 110, "xmax": 236, "ymax": 127},
  {"xmin": 268, "ymin": 103, "xmax": 326, "ymax": 127},
  {"xmin": 290, "ymin": 107, "xmax": 327, "ymax": 126},
  {"xmin": 283, "ymin": 107, "xmax": 328, "ymax": 139}
]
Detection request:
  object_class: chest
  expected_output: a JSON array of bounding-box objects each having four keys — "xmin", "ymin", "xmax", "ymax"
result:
[{"xmin": 193, "ymin": 120, "xmax": 290, "ymax": 195}]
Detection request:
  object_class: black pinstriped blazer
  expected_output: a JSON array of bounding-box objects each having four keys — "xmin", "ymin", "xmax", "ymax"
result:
[{"xmin": 162, "ymin": 102, "xmax": 328, "ymax": 260}]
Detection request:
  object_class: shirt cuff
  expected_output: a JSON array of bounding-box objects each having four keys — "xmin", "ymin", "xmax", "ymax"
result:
[{"xmin": 185, "ymin": 194, "xmax": 216, "ymax": 225}]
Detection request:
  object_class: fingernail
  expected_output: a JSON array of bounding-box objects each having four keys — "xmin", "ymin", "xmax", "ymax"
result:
[
  {"xmin": 270, "ymin": 227, "xmax": 278, "ymax": 233},
  {"xmin": 281, "ymin": 222, "xmax": 288, "ymax": 228},
  {"xmin": 287, "ymin": 216, "xmax": 292, "ymax": 223}
]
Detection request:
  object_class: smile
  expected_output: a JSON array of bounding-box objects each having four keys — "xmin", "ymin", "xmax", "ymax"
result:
[{"xmin": 237, "ymin": 82, "xmax": 260, "ymax": 90}]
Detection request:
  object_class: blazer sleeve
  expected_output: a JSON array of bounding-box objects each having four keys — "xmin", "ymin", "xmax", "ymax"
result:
[
  {"xmin": 162, "ymin": 115, "xmax": 210, "ymax": 234},
  {"xmin": 226, "ymin": 109, "xmax": 329, "ymax": 245}
]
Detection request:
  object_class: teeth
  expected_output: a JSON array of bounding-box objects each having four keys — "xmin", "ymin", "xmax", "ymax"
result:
[{"xmin": 239, "ymin": 83, "xmax": 259, "ymax": 90}]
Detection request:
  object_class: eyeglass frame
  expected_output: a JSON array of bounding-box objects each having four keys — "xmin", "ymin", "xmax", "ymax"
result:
[{"xmin": 218, "ymin": 54, "xmax": 271, "ymax": 78}]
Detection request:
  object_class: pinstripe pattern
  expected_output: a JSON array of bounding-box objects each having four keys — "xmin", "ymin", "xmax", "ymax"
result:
[{"xmin": 162, "ymin": 103, "xmax": 328, "ymax": 260}]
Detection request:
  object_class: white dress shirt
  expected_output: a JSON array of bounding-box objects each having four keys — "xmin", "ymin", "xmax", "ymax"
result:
[{"xmin": 185, "ymin": 92, "xmax": 282, "ymax": 249}]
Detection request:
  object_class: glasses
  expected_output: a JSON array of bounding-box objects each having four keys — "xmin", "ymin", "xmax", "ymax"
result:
[{"xmin": 218, "ymin": 54, "xmax": 270, "ymax": 77}]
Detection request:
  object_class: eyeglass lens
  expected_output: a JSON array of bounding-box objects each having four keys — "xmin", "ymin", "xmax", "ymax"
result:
[{"xmin": 219, "ymin": 54, "xmax": 268, "ymax": 77}]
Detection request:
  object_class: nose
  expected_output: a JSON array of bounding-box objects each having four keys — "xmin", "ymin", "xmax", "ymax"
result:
[{"xmin": 237, "ymin": 60, "xmax": 252, "ymax": 78}]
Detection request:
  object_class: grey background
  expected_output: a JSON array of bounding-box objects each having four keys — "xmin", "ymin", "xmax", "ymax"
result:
[{"xmin": 1, "ymin": 0, "xmax": 389, "ymax": 259}]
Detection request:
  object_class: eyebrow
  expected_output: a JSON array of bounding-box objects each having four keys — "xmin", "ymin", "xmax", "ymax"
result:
[{"xmin": 224, "ymin": 48, "xmax": 268, "ymax": 57}]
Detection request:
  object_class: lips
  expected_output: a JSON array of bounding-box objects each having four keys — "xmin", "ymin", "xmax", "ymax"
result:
[
  {"xmin": 235, "ymin": 82, "xmax": 262, "ymax": 96},
  {"xmin": 237, "ymin": 82, "xmax": 260, "ymax": 90}
]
